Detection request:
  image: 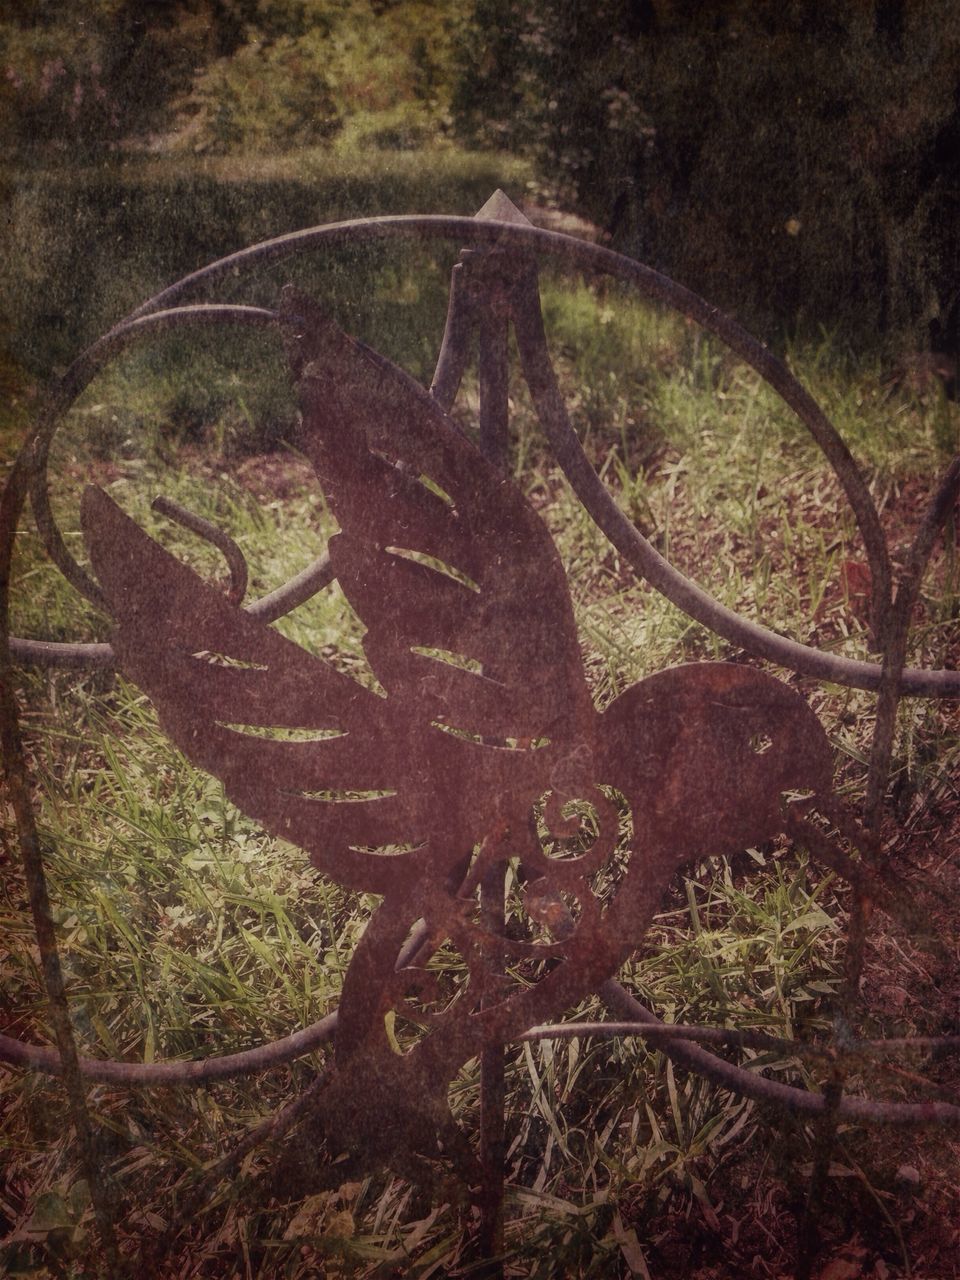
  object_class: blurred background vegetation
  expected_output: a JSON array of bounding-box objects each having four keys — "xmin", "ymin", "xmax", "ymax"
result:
[{"xmin": 2, "ymin": 0, "xmax": 959, "ymax": 382}]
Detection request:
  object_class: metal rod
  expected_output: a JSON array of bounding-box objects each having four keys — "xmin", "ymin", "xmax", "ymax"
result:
[
  {"xmin": 244, "ymin": 551, "xmax": 335, "ymax": 623},
  {"xmin": 507, "ymin": 265, "xmax": 952, "ymax": 696},
  {"xmin": 152, "ymin": 496, "xmax": 249, "ymax": 605},
  {"xmin": 27, "ymin": 305, "xmax": 280, "ymax": 614},
  {"xmin": 865, "ymin": 454, "xmax": 960, "ymax": 827},
  {"xmin": 0, "ymin": 1014, "xmax": 338, "ymax": 1085},
  {"xmin": 517, "ymin": 1021, "xmax": 960, "ymax": 1061},
  {"xmin": 7, "ymin": 636, "xmax": 116, "ymax": 668},
  {"xmin": 478, "ymin": 309, "xmax": 510, "ymax": 471},
  {"xmin": 10, "ymin": 991, "xmax": 958, "ymax": 1083},
  {"xmin": 3, "ymin": 303, "xmax": 336, "ymax": 668},
  {"xmin": 7, "ymin": 550, "xmax": 337, "ymax": 667},
  {"xmin": 598, "ymin": 981, "xmax": 960, "ymax": 1127},
  {"xmin": 799, "ymin": 452, "xmax": 960, "ymax": 1279},
  {"xmin": 478, "ymin": 865, "xmax": 507, "ymax": 1269},
  {"xmin": 0, "ymin": 448, "xmax": 122, "ymax": 1274},
  {"xmin": 430, "ymin": 261, "xmax": 477, "ymax": 411},
  {"xmin": 473, "ymin": 223, "xmax": 527, "ymax": 1260},
  {"xmin": 797, "ymin": 890, "xmax": 872, "ymax": 1280},
  {"xmin": 7, "ymin": 1003, "xmax": 960, "ymax": 1123}
]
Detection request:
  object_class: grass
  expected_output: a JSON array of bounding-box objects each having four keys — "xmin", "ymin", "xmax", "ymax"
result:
[
  {"xmin": 0, "ymin": 147, "xmax": 534, "ymax": 385},
  {"xmin": 2, "ymin": 268, "xmax": 959, "ymax": 1278}
]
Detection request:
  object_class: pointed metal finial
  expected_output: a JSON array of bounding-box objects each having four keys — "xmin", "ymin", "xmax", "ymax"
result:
[{"xmin": 474, "ymin": 189, "xmax": 532, "ymax": 224}]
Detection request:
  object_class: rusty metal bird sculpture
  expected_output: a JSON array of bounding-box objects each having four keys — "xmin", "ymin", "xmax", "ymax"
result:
[{"xmin": 80, "ymin": 288, "xmax": 833, "ymax": 1179}]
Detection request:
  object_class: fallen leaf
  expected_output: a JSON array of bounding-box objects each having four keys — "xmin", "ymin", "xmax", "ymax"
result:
[{"xmin": 817, "ymin": 1243, "xmax": 869, "ymax": 1280}]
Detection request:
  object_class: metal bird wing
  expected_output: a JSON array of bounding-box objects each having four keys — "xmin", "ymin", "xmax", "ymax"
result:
[
  {"xmin": 82, "ymin": 486, "xmax": 425, "ymax": 897},
  {"xmin": 81, "ymin": 292, "xmax": 597, "ymax": 901}
]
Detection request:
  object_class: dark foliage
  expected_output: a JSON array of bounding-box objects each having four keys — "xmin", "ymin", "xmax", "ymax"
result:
[{"xmin": 453, "ymin": 0, "xmax": 960, "ymax": 356}]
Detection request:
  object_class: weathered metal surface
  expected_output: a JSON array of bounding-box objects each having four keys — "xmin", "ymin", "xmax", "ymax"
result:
[{"xmin": 78, "ymin": 288, "xmax": 835, "ymax": 1176}]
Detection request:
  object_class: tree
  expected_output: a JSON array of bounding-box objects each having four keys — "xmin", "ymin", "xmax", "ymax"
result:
[
  {"xmin": 0, "ymin": 1, "xmax": 230, "ymax": 157},
  {"xmin": 453, "ymin": 0, "xmax": 960, "ymax": 355}
]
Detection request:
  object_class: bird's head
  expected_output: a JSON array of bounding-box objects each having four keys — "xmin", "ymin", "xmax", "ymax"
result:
[{"xmin": 599, "ymin": 663, "xmax": 832, "ymax": 868}]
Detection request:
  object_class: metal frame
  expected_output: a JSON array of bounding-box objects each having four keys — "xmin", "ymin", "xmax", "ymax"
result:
[{"xmin": 2, "ymin": 194, "xmax": 959, "ymax": 1276}]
